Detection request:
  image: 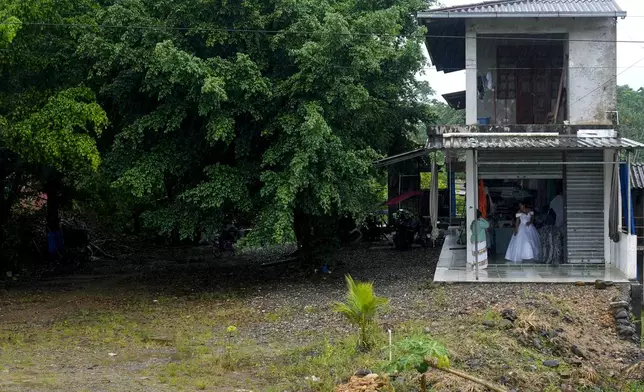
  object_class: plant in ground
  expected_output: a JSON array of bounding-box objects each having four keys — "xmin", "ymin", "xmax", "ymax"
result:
[
  {"xmin": 222, "ymin": 325, "xmax": 238, "ymax": 369},
  {"xmin": 387, "ymin": 336, "xmax": 509, "ymax": 392},
  {"xmin": 386, "ymin": 336, "xmax": 450, "ymax": 392},
  {"xmin": 334, "ymin": 275, "xmax": 389, "ymax": 351}
]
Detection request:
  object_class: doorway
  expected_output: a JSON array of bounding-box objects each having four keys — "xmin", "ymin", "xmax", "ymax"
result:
[{"xmin": 497, "ymin": 42, "xmax": 565, "ymax": 124}]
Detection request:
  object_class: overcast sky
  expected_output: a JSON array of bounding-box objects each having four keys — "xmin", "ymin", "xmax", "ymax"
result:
[{"xmin": 419, "ymin": 0, "xmax": 644, "ymax": 100}]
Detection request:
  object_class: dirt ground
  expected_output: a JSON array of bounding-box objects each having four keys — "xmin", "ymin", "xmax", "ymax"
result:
[{"xmin": 1, "ymin": 244, "xmax": 643, "ymax": 392}]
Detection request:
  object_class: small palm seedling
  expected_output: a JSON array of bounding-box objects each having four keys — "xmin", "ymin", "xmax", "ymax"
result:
[
  {"xmin": 386, "ymin": 336, "xmax": 450, "ymax": 392},
  {"xmin": 334, "ymin": 274, "xmax": 389, "ymax": 351}
]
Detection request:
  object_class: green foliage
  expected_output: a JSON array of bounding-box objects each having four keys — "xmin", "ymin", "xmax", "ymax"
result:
[
  {"xmin": 386, "ymin": 335, "xmax": 450, "ymax": 375},
  {"xmin": 2, "ymin": 88, "xmax": 107, "ymax": 172},
  {"xmin": 618, "ymin": 85, "xmax": 644, "ymax": 161},
  {"xmin": 334, "ymin": 274, "xmax": 389, "ymax": 351},
  {"xmin": 428, "ymin": 99, "xmax": 465, "ymax": 125},
  {"xmin": 1, "ymin": 0, "xmax": 438, "ymax": 262},
  {"xmin": 73, "ymin": 0, "xmax": 435, "ymax": 245},
  {"xmin": 0, "ymin": 15, "xmax": 21, "ymax": 46}
]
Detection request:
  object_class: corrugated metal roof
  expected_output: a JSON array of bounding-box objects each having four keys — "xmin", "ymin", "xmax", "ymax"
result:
[
  {"xmin": 425, "ymin": 135, "xmax": 644, "ymax": 150},
  {"xmin": 420, "ymin": 0, "xmax": 626, "ymax": 18},
  {"xmin": 372, "ymin": 148, "xmax": 428, "ymax": 167},
  {"xmin": 631, "ymin": 164, "xmax": 644, "ymax": 189},
  {"xmin": 373, "ymin": 135, "xmax": 644, "ymax": 167}
]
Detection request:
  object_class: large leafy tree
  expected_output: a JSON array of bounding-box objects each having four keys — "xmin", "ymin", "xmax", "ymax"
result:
[
  {"xmin": 617, "ymin": 85, "xmax": 644, "ymax": 161},
  {"xmin": 0, "ymin": 1, "xmax": 106, "ymax": 269},
  {"xmin": 79, "ymin": 0, "xmax": 434, "ymax": 254}
]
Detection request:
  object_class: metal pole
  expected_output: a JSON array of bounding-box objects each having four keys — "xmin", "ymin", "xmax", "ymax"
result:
[
  {"xmin": 473, "ymin": 149, "xmax": 479, "ymax": 281},
  {"xmin": 398, "ymin": 173, "xmax": 401, "ymax": 211},
  {"xmin": 449, "ymin": 159, "xmax": 453, "ymax": 227}
]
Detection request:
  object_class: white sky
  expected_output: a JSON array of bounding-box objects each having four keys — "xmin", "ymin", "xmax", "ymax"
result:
[{"xmin": 419, "ymin": 0, "xmax": 644, "ymax": 101}]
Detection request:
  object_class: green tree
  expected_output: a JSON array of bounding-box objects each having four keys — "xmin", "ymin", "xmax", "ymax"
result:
[
  {"xmin": 618, "ymin": 85, "xmax": 644, "ymax": 161},
  {"xmin": 77, "ymin": 0, "xmax": 435, "ymax": 253},
  {"xmin": 429, "ymin": 99, "xmax": 465, "ymax": 125},
  {"xmin": 0, "ymin": 1, "xmax": 105, "ymax": 271}
]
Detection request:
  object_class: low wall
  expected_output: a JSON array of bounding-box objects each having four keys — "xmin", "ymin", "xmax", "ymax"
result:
[{"xmin": 610, "ymin": 233, "xmax": 637, "ymax": 279}]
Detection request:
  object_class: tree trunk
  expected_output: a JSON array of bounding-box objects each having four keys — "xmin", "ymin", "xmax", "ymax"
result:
[
  {"xmin": 44, "ymin": 176, "xmax": 63, "ymax": 260},
  {"xmin": 293, "ymin": 208, "xmax": 315, "ymax": 267},
  {"xmin": 44, "ymin": 179, "xmax": 61, "ymax": 233},
  {"xmin": 0, "ymin": 160, "xmax": 24, "ymax": 278}
]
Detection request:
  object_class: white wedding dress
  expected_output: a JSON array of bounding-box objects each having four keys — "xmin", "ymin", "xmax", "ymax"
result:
[{"xmin": 505, "ymin": 212, "xmax": 541, "ymax": 263}]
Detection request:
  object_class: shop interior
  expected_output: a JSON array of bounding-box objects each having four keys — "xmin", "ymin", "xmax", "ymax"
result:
[{"xmin": 479, "ymin": 178, "xmax": 564, "ymax": 264}]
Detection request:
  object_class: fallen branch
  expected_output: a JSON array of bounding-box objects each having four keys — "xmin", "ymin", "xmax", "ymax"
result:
[
  {"xmin": 90, "ymin": 242, "xmax": 115, "ymax": 259},
  {"xmin": 425, "ymin": 358, "xmax": 508, "ymax": 392}
]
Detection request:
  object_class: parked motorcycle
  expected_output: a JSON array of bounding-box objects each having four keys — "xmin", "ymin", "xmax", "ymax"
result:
[
  {"xmin": 391, "ymin": 209, "xmax": 430, "ymax": 251},
  {"xmin": 212, "ymin": 224, "xmax": 243, "ymax": 258}
]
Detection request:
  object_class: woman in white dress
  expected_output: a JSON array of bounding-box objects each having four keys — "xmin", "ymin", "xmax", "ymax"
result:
[{"xmin": 505, "ymin": 201, "xmax": 541, "ymax": 263}]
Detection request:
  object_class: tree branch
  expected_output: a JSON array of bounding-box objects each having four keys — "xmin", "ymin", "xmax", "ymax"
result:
[{"xmin": 425, "ymin": 358, "xmax": 508, "ymax": 392}]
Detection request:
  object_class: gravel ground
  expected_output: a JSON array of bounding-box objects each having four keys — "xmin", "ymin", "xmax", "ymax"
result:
[{"xmin": 1, "ymin": 242, "xmax": 643, "ymax": 391}]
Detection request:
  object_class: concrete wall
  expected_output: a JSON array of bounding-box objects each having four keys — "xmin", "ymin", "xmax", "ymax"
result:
[
  {"xmin": 611, "ymin": 233, "xmax": 637, "ymax": 279},
  {"xmin": 605, "ymin": 149, "xmax": 637, "ymax": 278},
  {"xmin": 466, "ymin": 18, "xmax": 618, "ymax": 125}
]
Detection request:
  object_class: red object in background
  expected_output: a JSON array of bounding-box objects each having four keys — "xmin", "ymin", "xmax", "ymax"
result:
[
  {"xmin": 478, "ymin": 180, "xmax": 487, "ymax": 218},
  {"xmin": 385, "ymin": 190, "xmax": 422, "ymax": 206},
  {"xmin": 18, "ymin": 187, "xmax": 47, "ymax": 211}
]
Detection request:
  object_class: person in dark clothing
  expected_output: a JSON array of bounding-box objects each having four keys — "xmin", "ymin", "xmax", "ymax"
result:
[{"xmin": 539, "ymin": 209, "xmax": 564, "ymax": 264}]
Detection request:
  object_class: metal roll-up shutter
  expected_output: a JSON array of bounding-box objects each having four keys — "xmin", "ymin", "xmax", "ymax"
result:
[
  {"xmin": 478, "ymin": 150, "xmax": 563, "ymax": 179},
  {"xmin": 566, "ymin": 151, "xmax": 604, "ymax": 263}
]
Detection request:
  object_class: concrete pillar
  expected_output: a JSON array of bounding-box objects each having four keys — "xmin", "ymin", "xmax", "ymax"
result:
[
  {"xmin": 465, "ymin": 23, "xmax": 477, "ymax": 125},
  {"xmin": 604, "ymin": 149, "xmax": 613, "ymax": 265},
  {"xmin": 466, "ymin": 150, "xmax": 476, "ymax": 264}
]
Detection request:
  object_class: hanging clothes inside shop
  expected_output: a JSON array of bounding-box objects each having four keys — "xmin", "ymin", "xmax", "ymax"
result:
[
  {"xmin": 547, "ymin": 179, "xmax": 557, "ymax": 205},
  {"xmin": 478, "ymin": 180, "xmax": 488, "ymax": 218}
]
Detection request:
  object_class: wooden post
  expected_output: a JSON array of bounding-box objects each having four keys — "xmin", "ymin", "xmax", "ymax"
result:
[{"xmin": 552, "ymin": 58, "xmax": 566, "ymax": 123}]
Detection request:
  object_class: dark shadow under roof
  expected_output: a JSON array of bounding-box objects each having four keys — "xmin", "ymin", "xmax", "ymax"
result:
[{"xmin": 442, "ymin": 91, "xmax": 466, "ymax": 110}]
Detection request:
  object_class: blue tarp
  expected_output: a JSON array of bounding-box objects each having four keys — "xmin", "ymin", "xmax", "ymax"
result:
[
  {"xmin": 47, "ymin": 229, "xmax": 64, "ymax": 256},
  {"xmin": 619, "ymin": 163, "xmax": 635, "ymax": 234}
]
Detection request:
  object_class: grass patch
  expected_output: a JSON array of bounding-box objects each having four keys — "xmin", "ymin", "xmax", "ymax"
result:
[
  {"xmin": 432, "ymin": 286, "xmax": 448, "ymax": 308},
  {"xmin": 266, "ymin": 335, "xmax": 386, "ymax": 391}
]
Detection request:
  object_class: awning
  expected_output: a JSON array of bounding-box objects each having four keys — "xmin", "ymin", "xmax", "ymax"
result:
[
  {"xmin": 631, "ymin": 164, "xmax": 644, "ymax": 189},
  {"xmin": 374, "ymin": 134, "xmax": 644, "ymax": 167},
  {"xmin": 442, "ymin": 91, "xmax": 466, "ymax": 110},
  {"xmin": 373, "ymin": 148, "xmax": 427, "ymax": 168},
  {"xmin": 384, "ymin": 190, "xmax": 422, "ymax": 206},
  {"xmin": 427, "ymin": 134, "xmax": 644, "ymax": 150}
]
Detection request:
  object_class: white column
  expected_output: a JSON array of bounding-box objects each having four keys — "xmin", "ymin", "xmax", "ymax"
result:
[
  {"xmin": 465, "ymin": 23, "xmax": 478, "ymax": 125},
  {"xmin": 466, "ymin": 150, "xmax": 476, "ymax": 264}
]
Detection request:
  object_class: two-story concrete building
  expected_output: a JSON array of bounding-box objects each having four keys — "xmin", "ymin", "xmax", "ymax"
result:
[{"xmin": 378, "ymin": 0, "xmax": 644, "ymax": 282}]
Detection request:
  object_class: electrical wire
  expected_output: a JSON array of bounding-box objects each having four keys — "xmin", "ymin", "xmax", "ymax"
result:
[
  {"xmin": 567, "ymin": 54, "xmax": 644, "ymax": 108},
  {"xmin": 2, "ymin": 20, "xmax": 644, "ymax": 45}
]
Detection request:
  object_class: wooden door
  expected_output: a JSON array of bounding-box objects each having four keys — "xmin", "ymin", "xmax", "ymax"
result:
[{"xmin": 516, "ymin": 69, "xmax": 534, "ymax": 124}]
